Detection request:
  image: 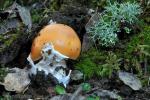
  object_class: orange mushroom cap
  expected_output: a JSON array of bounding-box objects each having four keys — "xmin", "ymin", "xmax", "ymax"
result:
[{"xmin": 30, "ymin": 24, "xmax": 81, "ymax": 61}]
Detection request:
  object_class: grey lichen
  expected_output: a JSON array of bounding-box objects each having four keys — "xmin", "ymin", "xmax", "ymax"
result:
[{"xmin": 88, "ymin": 1, "xmax": 142, "ymax": 47}]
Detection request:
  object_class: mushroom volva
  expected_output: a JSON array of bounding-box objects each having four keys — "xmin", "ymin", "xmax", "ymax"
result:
[{"xmin": 27, "ymin": 23, "xmax": 81, "ymax": 87}]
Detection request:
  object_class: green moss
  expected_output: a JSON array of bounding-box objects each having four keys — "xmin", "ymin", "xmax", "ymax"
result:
[
  {"xmin": 5, "ymin": 34, "xmax": 19, "ymax": 47},
  {"xmin": 0, "ymin": 93, "xmax": 12, "ymax": 100},
  {"xmin": 49, "ymin": 0, "xmax": 61, "ymax": 11},
  {"xmin": 0, "ymin": 66, "xmax": 8, "ymax": 82},
  {"xmin": 75, "ymin": 48, "xmax": 120, "ymax": 79},
  {"xmin": 0, "ymin": 0, "xmax": 13, "ymax": 10},
  {"xmin": 122, "ymin": 25, "xmax": 150, "ymax": 73},
  {"xmin": 31, "ymin": 0, "xmax": 61, "ymax": 22},
  {"xmin": 88, "ymin": 0, "xmax": 107, "ymax": 9},
  {"xmin": 31, "ymin": 9, "xmax": 44, "ymax": 23},
  {"xmin": 0, "ymin": 29, "xmax": 22, "ymax": 53},
  {"xmin": 75, "ymin": 57, "xmax": 97, "ymax": 79},
  {"xmin": 144, "ymin": 17, "xmax": 150, "ymax": 23},
  {"xmin": 109, "ymin": 25, "xmax": 150, "ymax": 86}
]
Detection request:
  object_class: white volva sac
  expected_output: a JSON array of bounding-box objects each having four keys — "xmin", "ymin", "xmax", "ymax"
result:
[{"xmin": 27, "ymin": 43, "xmax": 71, "ymax": 87}]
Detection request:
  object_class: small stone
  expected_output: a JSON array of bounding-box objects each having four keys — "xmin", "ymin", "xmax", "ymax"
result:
[
  {"xmin": 71, "ymin": 70, "xmax": 83, "ymax": 81},
  {"xmin": 118, "ymin": 71, "xmax": 142, "ymax": 90},
  {"xmin": 0, "ymin": 67, "xmax": 30, "ymax": 93}
]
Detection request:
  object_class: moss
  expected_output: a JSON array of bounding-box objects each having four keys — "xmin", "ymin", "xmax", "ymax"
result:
[
  {"xmin": 88, "ymin": 0, "xmax": 107, "ymax": 9},
  {"xmin": 0, "ymin": 66, "xmax": 8, "ymax": 82},
  {"xmin": 144, "ymin": 17, "xmax": 150, "ymax": 23},
  {"xmin": 5, "ymin": 34, "xmax": 19, "ymax": 47},
  {"xmin": 0, "ymin": 29, "xmax": 21, "ymax": 53},
  {"xmin": 0, "ymin": 0, "xmax": 13, "ymax": 10},
  {"xmin": 75, "ymin": 57, "xmax": 97, "ymax": 79},
  {"xmin": 49, "ymin": 0, "xmax": 61, "ymax": 11},
  {"xmin": 31, "ymin": 9, "xmax": 44, "ymax": 23},
  {"xmin": 110, "ymin": 25, "xmax": 150, "ymax": 87},
  {"xmin": 30, "ymin": 0, "xmax": 61, "ymax": 22},
  {"xmin": 122, "ymin": 25, "xmax": 150, "ymax": 72},
  {"xmin": 139, "ymin": 76, "xmax": 149, "ymax": 87},
  {"xmin": 2, "ymin": 33, "xmax": 19, "ymax": 47},
  {"xmin": 0, "ymin": 93, "xmax": 12, "ymax": 100},
  {"xmin": 75, "ymin": 48, "xmax": 120, "ymax": 79}
]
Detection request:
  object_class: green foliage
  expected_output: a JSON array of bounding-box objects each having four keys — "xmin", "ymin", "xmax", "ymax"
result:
[
  {"xmin": 89, "ymin": 0, "xmax": 107, "ymax": 8},
  {"xmin": 126, "ymin": 26, "xmax": 150, "ymax": 59},
  {"xmin": 0, "ymin": 30, "xmax": 20, "ymax": 53},
  {"xmin": 100, "ymin": 52, "xmax": 120, "ymax": 77},
  {"xmin": 123, "ymin": 25, "xmax": 150, "ymax": 73},
  {"xmin": 88, "ymin": 1, "xmax": 142, "ymax": 47},
  {"xmin": 54, "ymin": 85, "xmax": 66, "ymax": 95},
  {"xmin": 86, "ymin": 95, "xmax": 100, "ymax": 100},
  {"xmin": 75, "ymin": 57, "xmax": 97, "ymax": 79},
  {"xmin": 0, "ymin": 67, "xmax": 8, "ymax": 82},
  {"xmin": 75, "ymin": 49, "xmax": 120, "ymax": 79},
  {"xmin": 31, "ymin": 9, "xmax": 44, "ymax": 24},
  {"xmin": 0, "ymin": 93, "xmax": 12, "ymax": 100},
  {"xmin": 0, "ymin": 0, "xmax": 13, "ymax": 10},
  {"xmin": 82, "ymin": 83, "xmax": 91, "ymax": 92},
  {"xmin": 49, "ymin": 0, "xmax": 61, "ymax": 11},
  {"xmin": 140, "ymin": 76, "xmax": 149, "ymax": 87}
]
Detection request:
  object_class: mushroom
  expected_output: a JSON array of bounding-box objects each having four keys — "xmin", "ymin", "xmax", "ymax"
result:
[{"xmin": 27, "ymin": 23, "xmax": 81, "ymax": 87}]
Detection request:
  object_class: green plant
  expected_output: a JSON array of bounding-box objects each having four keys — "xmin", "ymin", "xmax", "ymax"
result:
[
  {"xmin": 75, "ymin": 57, "xmax": 97, "ymax": 79},
  {"xmin": 75, "ymin": 49, "xmax": 120, "ymax": 79},
  {"xmin": 99, "ymin": 52, "xmax": 120, "ymax": 77},
  {"xmin": 0, "ymin": 0, "xmax": 13, "ymax": 10},
  {"xmin": 0, "ymin": 67, "xmax": 8, "ymax": 82},
  {"xmin": 123, "ymin": 25, "xmax": 150, "ymax": 74},
  {"xmin": 0, "ymin": 93, "xmax": 12, "ymax": 100},
  {"xmin": 88, "ymin": 1, "xmax": 142, "ymax": 47},
  {"xmin": 89, "ymin": 0, "xmax": 107, "ymax": 8},
  {"xmin": 86, "ymin": 95, "xmax": 100, "ymax": 100},
  {"xmin": 82, "ymin": 83, "xmax": 91, "ymax": 92},
  {"xmin": 54, "ymin": 85, "xmax": 66, "ymax": 95}
]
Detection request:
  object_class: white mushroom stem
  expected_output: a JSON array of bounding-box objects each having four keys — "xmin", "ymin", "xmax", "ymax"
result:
[{"xmin": 27, "ymin": 43, "xmax": 71, "ymax": 87}]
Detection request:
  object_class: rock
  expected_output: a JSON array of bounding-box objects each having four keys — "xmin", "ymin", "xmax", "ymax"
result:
[
  {"xmin": 0, "ymin": 67, "xmax": 30, "ymax": 93},
  {"xmin": 92, "ymin": 89, "xmax": 121, "ymax": 100},
  {"xmin": 81, "ymin": 33, "xmax": 92, "ymax": 52},
  {"xmin": 15, "ymin": 3, "xmax": 32, "ymax": 31},
  {"xmin": 118, "ymin": 71, "xmax": 142, "ymax": 90},
  {"xmin": 81, "ymin": 13, "xmax": 100, "ymax": 52},
  {"xmin": 71, "ymin": 70, "xmax": 83, "ymax": 81},
  {"xmin": 50, "ymin": 93, "xmax": 85, "ymax": 100}
]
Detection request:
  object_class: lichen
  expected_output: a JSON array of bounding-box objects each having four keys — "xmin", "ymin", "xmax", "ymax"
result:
[{"xmin": 88, "ymin": 1, "xmax": 142, "ymax": 47}]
